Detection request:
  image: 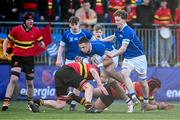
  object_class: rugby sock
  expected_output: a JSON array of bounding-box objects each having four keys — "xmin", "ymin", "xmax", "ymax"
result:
[
  {"xmin": 68, "ymin": 93, "xmax": 92, "ymax": 108},
  {"xmin": 27, "ymin": 97, "xmax": 33, "ymax": 103},
  {"xmin": 2, "ymin": 97, "xmax": 10, "ymax": 111},
  {"xmin": 3, "ymin": 97, "xmax": 10, "ymax": 105},
  {"xmin": 143, "ymin": 97, "xmax": 149, "ymax": 104},
  {"xmin": 125, "ymin": 98, "xmax": 131, "ymax": 104},
  {"xmin": 3, "ymin": 97, "xmax": 10, "ymax": 101},
  {"xmin": 130, "ymin": 93, "xmax": 136, "ymax": 99}
]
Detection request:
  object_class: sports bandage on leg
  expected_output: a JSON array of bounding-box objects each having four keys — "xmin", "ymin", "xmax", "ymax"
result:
[
  {"xmin": 11, "ymin": 71, "xmax": 20, "ymax": 78},
  {"xmin": 26, "ymin": 74, "xmax": 34, "ymax": 81}
]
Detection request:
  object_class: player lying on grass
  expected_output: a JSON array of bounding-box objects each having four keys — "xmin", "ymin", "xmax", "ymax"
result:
[
  {"xmin": 28, "ymin": 62, "xmax": 108, "ymax": 112},
  {"xmin": 63, "ymin": 78, "xmax": 174, "ymax": 112},
  {"xmin": 34, "ymin": 80, "xmax": 135, "ymax": 113},
  {"xmin": 134, "ymin": 77, "xmax": 174, "ymax": 111}
]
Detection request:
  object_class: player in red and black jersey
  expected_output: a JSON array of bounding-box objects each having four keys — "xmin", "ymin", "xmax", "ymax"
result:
[
  {"xmin": 134, "ymin": 78, "xmax": 174, "ymax": 111},
  {"xmin": 67, "ymin": 78, "xmax": 174, "ymax": 113},
  {"xmin": 32, "ymin": 62, "xmax": 108, "ymax": 112},
  {"xmin": 2, "ymin": 12, "xmax": 45, "ymax": 112}
]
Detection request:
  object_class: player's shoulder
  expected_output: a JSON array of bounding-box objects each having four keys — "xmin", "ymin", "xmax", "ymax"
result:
[
  {"xmin": 63, "ymin": 29, "xmax": 71, "ymax": 34},
  {"xmin": 81, "ymin": 29, "xmax": 91, "ymax": 34},
  {"xmin": 32, "ymin": 26, "xmax": 40, "ymax": 31},
  {"xmin": 12, "ymin": 25, "xmax": 22, "ymax": 30},
  {"xmin": 123, "ymin": 25, "xmax": 134, "ymax": 35}
]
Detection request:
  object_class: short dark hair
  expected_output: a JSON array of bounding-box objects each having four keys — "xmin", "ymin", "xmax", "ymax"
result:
[
  {"xmin": 69, "ymin": 16, "xmax": 79, "ymax": 24},
  {"xmin": 93, "ymin": 24, "xmax": 103, "ymax": 31},
  {"xmin": 113, "ymin": 10, "xmax": 128, "ymax": 20},
  {"xmin": 78, "ymin": 37, "xmax": 89, "ymax": 44},
  {"xmin": 23, "ymin": 12, "xmax": 34, "ymax": 21}
]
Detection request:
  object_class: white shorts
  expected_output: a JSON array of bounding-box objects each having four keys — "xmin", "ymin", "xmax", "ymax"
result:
[{"xmin": 122, "ymin": 55, "xmax": 147, "ymax": 80}]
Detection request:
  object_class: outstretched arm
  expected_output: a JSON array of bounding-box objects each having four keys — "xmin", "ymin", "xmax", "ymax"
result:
[
  {"xmin": 90, "ymin": 68, "xmax": 109, "ymax": 96},
  {"xmin": 101, "ymin": 35, "xmax": 115, "ymax": 42},
  {"xmin": 106, "ymin": 43, "xmax": 128, "ymax": 58}
]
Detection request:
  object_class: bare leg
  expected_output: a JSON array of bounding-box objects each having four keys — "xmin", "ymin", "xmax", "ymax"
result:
[{"xmin": 43, "ymin": 100, "xmax": 66, "ymax": 110}]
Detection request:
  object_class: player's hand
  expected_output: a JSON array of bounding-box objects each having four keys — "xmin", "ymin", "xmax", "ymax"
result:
[
  {"xmin": 56, "ymin": 59, "xmax": 62, "ymax": 67},
  {"xmin": 3, "ymin": 51, "xmax": 8, "ymax": 59},
  {"xmin": 157, "ymin": 102, "xmax": 174, "ymax": 110},
  {"xmin": 75, "ymin": 56, "xmax": 82, "ymax": 62},
  {"xmin": 99, "ymin": 86, "xmax": 109, "ymax": 96},
  {"xmin": 39, "ymin": 41, "xmax": 45, "ymax": 48}
]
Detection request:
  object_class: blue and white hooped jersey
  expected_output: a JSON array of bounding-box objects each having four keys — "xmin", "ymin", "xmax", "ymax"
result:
[
  {"xmin": 79, "ymin": 40, "xmax": 106, "ymax": 58},
  {"xmin": 60, "ymin": 29, "xmax": 92, "ymax": 60},
  {"xmin": 115, "ymin": 24, "xmax": 144, "ymax": 59}
]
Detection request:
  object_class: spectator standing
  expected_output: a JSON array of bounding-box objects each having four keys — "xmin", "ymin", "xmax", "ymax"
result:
[
  {"xmin": 91, "ymin": 0, "xmax": 108, "ymax": 23},
  {"xmin": 125, "ymin": 0, "xmax": 137, "ymax": 27},
  {"xmin": 75, "ymin": 0, "xmax": 97, "ymax": 30},
  {"xmin": 38, "ymin": 0, "xmax": 60, "ymax": 21},
  {"xmin": 108, "ymin": 0, "xmax": 125, "ymax": 23},
  {"xmin": 154, "ymin": 0, "xmax": 173, "ymax": 67},
  {"xmin": 136, "ymin": 0, "xmax": 154, "ymax": 28},
  {"xmin": 60, "ymin": 0, "xmax": 81, "ymax": 22},
  {"xmin": 174, "ymin": 2, "xmax": 180, "ymax": 67},
  {"xmin": 19, "ymin": 0, "xmax": 40, "ymax": 21}
]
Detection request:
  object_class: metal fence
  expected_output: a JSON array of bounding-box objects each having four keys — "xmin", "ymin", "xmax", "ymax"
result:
[{"xmin": 0, "ymin": 22, "xmax": 179, "ymax": 66}]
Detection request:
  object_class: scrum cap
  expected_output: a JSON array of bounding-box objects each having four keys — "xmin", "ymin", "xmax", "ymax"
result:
[{"xmin": 23, "ymin": 12, "xmax": 34, "ymax": 21}]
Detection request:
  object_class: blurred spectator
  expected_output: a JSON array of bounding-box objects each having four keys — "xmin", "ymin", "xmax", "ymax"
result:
[
  {"xmin": 60, "ymin": 0, "xmax": 80, "ymax": 22},
  {"xmin": 166, "ymin": 0, "xmax": 179, "ymax": 19},
  {"xmin": 19, "ymin": 0, "xmax": 39, "ymax": 21},
  {"xmin": 174, "ymin": 2, "xmax": 180, "ymax": 67},
  {"xmin": 108, "ymin": 0, "xmax": 125, "ymax": 23},
  {"xmin": 0, "ymin": 0, "xmax": 21, "ymax": 21},
  {"xmin": 38, "ymin": 0, "xmax": 60, "ymax": 22},
  {"xmin": 75, "ymin": 0, "xmax": 97, "ymax": 30},
  {"xmin": 125, "ymin": 0, "xmax": 137, "ymax": 27},
  {"xmin": 154, "ymin": 0, "xmax": 173, "ymax": 67},
  {"xmin": 91, "ymin": 0, "xmax": 108, "ymax": 23},
  {"xmin": 136, "ymin": 0, "xmax": 154, "ymax": 28}
]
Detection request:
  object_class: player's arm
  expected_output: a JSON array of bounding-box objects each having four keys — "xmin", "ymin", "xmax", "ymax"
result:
[
  {"xmin": 56, "ymin": 42, "xmax": 65, "ymax": 66},
  {"xmin": 107, "ymin": 42, "xmax": 128, "ymax": 58},
  {"xmin": 89, "ymin": 68, "xmax": 109, "ymax": 96},
  {"xmin": 2, "ymin": 38, "xmax": 9, "ymax": 59},
  {"xmin": 101, "ymin": 35, "xmax": 115, "ymax": 42}
]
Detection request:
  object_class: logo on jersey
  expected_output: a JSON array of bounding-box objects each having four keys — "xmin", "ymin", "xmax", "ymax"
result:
[{"xmin": 69, "ymin": 37, "xmax": 73, "ymax": 42}]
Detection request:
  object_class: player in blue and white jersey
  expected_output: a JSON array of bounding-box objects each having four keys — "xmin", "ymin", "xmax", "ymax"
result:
[
  {"xmin": 56, "ymin": 16, "xmax": 92, "ymax": 66},
  {"xmin": 78, "ymin": 37, "xmax": 136, "ymax": 112},
  {"xmin": 55, "ymin": 16, "xmax": 92, "ymax": 111},
  {"xmin": 91, "ymin": 24, "xmax": 119, "ymax": 67},
  {"xmin": 106, "ymin": 10, "xmax": 149, "ymax": 112},
  {"xmin": 78, "ymin": 37, "xmax": 125, "ymax": 84}
]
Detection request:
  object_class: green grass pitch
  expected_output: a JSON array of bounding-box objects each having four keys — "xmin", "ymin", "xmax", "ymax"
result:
[{"xmin": 0, "ymin": 101, "xmax": 180, "ymax": 120}]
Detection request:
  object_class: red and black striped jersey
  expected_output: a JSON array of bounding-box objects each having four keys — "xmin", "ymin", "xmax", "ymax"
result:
[
  {"xmin": 67, "ymin": 62, "xmax": 97, "ymax": 80},
  {"xmin": 8, "ymin": 24, "xmax": 43, "ymax": 56}
]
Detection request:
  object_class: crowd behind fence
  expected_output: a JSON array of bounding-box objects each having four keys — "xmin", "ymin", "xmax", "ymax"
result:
[{"xmin": 0, "ymin": 22, "xmax": 179, "ymax": 66}]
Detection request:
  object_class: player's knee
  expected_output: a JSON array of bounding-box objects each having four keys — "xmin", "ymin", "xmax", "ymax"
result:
[
  {"xmin": 26, "ymin": 74, "xmax": 34, "ymax": 81},
  {"xmin": 10, "ymin": 71, "xmax": 20, "ymax": 83}
]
